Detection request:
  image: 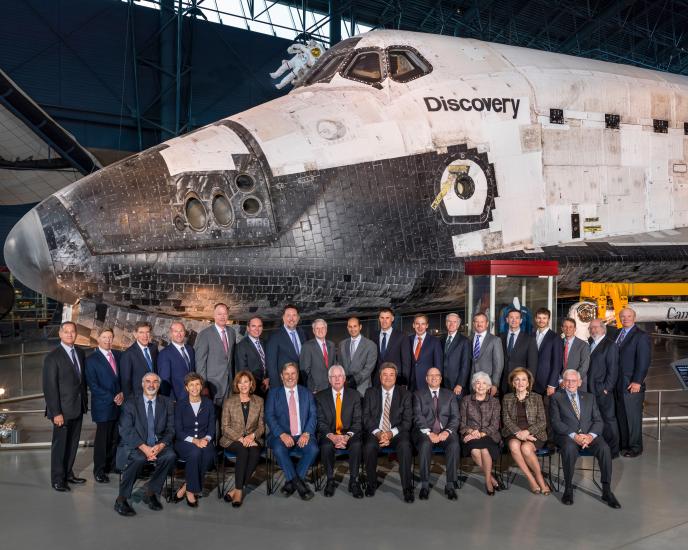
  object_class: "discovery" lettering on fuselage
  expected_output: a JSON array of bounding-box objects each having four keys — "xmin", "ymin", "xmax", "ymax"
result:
[{"xmin": 423, "ymin": 96, "xmax": 521, "ymax": 119}]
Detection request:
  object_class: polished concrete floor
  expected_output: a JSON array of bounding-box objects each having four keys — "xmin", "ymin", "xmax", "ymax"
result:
[{"xmin": 1, "ymin": 425, "xmax": 687, "ymax": 550}]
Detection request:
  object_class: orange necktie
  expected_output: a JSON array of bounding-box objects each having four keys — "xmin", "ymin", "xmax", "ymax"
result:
[
  {"xmin": 414, "ymin": 337, "xmax": 423, "ymax": 360},
  {"xmin": 335, "ymin": 392, "xmax": 343, "ymax": 434}
]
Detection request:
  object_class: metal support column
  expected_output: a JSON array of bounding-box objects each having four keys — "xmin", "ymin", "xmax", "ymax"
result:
[{"xmin": 329, "ymin": 0, "xmax": 341, "ymax": 46}]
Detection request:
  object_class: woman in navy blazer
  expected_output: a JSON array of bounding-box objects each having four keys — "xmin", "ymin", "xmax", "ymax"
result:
[{"xmin": 173, "ymin": 372, "xmax": 216, "ymax": 507}]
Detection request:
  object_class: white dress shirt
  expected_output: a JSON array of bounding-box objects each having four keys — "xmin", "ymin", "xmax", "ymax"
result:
[
  {"xmin": 61, "ymin": 342, "xmax": 81, "ymax": 373},
  {"xmin": 420, "ymin": 388, "xmax": 451, "ymax": 434},
  {"xmin": 330, "ymin": 388, "xmax": 354, "ymax": 437},
  {"xmin": 184, "ymin": 400, "xmax": 213, "ymax": 442},
  {"xmin": 284, "ymin": 386, "xmax": 302, "ymax": 434},
  {"xmin": 373, "ymin": 386, "xmax": 398, "ymax": 437}
]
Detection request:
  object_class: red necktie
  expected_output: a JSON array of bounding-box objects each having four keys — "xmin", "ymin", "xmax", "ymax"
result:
[
  {"xmin": 322, "ymin": 342, "xmax": 329, "ymax": 368},
  {"xmin": 564, "ymin": 339, "xmax": 570, "ymax": 370},
  {"xmin": 221, "ymin": 329, "xmax": 229, "ymax": 354},
  {"xmin": 414, "ymin": 337, "xmax": 423, "ymax": 361}
]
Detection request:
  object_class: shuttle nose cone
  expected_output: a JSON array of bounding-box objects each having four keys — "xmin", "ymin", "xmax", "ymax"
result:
[{"xmin": 4, "ymin": 209, "xmax": 74, "ymax": 302}]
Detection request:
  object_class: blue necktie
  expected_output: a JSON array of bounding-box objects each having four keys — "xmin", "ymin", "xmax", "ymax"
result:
[
  {"xmin": 290, "ymin": 331, "xmax": 300, "ymax": 355},
  {"xmin": 473, "ymin": 335, "xmax": 481, "ymax": 359},
  {"xmin": 70, "ymin": 348, "xmax": 80, "ymax": 379},
  {"xmin": 380, "ymin": 332, "xmax": 388, "ymax": 356},
  {"xmin": 180, "ymin": 346, "xmax": 190, "ymax": 370},
  {"xmin": 146, "ymin": 400, "xmax": 156, "ymax": 446},
  {"xmin": 143, "ymin": 347, "xmax": 153, "ymax": 372},
  {"xmin": 616, "ymin": 329, "xmax": 627, "ymax": 345},
  {"xmin": 507, "ymin": 333, "xmax": 515, "ymax": 355}
]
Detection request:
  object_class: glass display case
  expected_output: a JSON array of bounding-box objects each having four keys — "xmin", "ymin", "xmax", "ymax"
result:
[{"xmin": 466, "ymin": 261, "xmax": 558, "ymax": 335}]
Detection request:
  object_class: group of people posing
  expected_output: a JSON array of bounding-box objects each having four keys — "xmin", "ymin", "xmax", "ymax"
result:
[{"xmin": 42, "ymin": 302, "xmax": 650, "ymax": 516}]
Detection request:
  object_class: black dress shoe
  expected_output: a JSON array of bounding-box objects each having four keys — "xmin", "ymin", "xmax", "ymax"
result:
[
  {"xmin": 623, "ymin": 449, "xmax": 642, "ymax": 458},
  {"xmin": 419, "ymin": 487, "xmax": 430, "ymax": 500},
  {"xmin": 349, "ymin": 480, "xmax": 364, "ymax": 499},
  {"xmin": 142, "ymin": 493, "xmax": 163, "ymax": 511},
  {"xmin": 494, "ymin": 478, "xmax": 506, "ymax": 491},
  {"xmin": 562, "ymin": 490, "xmax": 574, "ymax": 505},
  {"xmin": 295, "ymin": 478, "xmax": 314, "ymax": 501},
  {"xmin": 602, "ymin": 491, "xmax": 621, "ymax": 509},
  {"xmin": 281, "ymin": 480, "xmax": 296, "ymax": 497},
  {"xmin": 403, "ymin": 488, "xmax": 415, "ymax": 503},
  {"xmin": 186, "ymin": 494, "xmax": 199, "ymax": 508},
  {"xmin": 324, "ymin": 479, "xmax": 336, "ymax": 497},
  {"xmin": 52, "ymin": 482, "xmax": 70, "ymax": 492},
  {"xmin": 445, "ymin": 487, "xmax": 458, "ymax": 500},
  {"xmin": 365, "ymin": 485, "xmax": 376, "ymax": 497},
  {"xmin": 95, "ymin": 474, "xmax": 110, "ymax": 484},
  {"xmin": 114, "ymin": 499, "xmax": 136, "ymax": 517},
  {"xmin": 66, "ymin": 475, "xmax": 87, "ymax": 484},
  {"xmin": 486, "ymin": 487, "xmax": 495, "ymax": 496}
]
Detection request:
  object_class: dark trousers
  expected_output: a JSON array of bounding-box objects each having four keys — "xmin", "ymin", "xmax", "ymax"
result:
[
  {"xmin": 270, "ymin": 435, "xmax": 319, "ymax": 481},
  {"xmin": 319, "ymin": 435, "xmax": 362, "ymax": 481},
  {"xmin": 174, "ymin": 440, "xmax": 216, "ymax": 493},
  {"xmin": 226, "ymin": 441, "xmax": 262, "ymax": 490},
  {"xmin": 413, "ymin": 430, "xmax": 460, "ymax": 487},
  {"xmin": 617, "ymin": 390, "xmax": 644, "ymax": 453},
  {"xmin": 363, "ymin": 432, "xmax": 412, "ymax": 490},
  {"xmin": 50, "ymin": 415, "xmax": 83, "ymax": 484},
  {"xmin": 118, "ymin": 447, "xmax": 176, "ymax": 499},
  {"xmin": 93, "ymin": 419, "xmax": 119, "ymax": 476},
  {"xmin": 596, "ymin": 391, "xmax": 620, "ymax": 456},
  {"xmin": 556, "ymin": 435, "xmax": 612, "ymax": 490}
]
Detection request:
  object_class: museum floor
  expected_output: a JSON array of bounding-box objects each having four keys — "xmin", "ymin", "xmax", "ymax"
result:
[{"xmin": 1, "ymin": 422, "xmax": 687, "ymax": 550}]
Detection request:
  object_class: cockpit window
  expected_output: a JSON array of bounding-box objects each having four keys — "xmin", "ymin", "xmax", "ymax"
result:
[
  {"xmin": 304, "ymin": 53, "xmax": 345, "ymax": 85},
  {"xmin": 342, "ymin": 51, "xmax": 383, "ymax": 84},
  {"xmin": 388, "ymin": 48, "xmax": 432, "ymax": 83}
]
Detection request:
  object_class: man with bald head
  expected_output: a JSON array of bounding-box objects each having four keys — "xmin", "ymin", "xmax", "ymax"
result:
[
  {"xmin": 615, "ymin": 307, "xmax": 651, "ymax": 457},
  {"xmin": 158, "ymin": 321, "xmax": 196, "ymax": 402},
  {"xmin": 588, "ymin": 319, "xmax": 620, "ymax": 457},
  {"xmin": 234, "ymin": 316, "xmax": 269, "ymax": 396}
]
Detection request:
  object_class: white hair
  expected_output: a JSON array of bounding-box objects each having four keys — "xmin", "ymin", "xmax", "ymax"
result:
[
  {"xmin": 328, "ymin": 364, "xmax": 345, "ymax": 378},
  {"xmin": 312, "ymin": 318, "xmax": 327, "ymax": 329},
  {"xmin": 471, "ymin": 371, "xmax": 492, "ymax": 388},
  {"xmin": 562, "ymin": 369, "xmax": 581, "ymax": 381}
]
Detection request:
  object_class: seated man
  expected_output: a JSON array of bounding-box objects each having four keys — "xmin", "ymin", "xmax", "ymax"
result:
[
  {"xmin": 413, "ymin": 367, "xmax": 460, "ymax": 500},
  {"xmin": 114, "ymin": 372, "xmax": 176, "ymax": 516},
  {"xmin": 550, "ymin": 369, "xmax": 621, "ymax": 509},
  {"xmin": 265, "ymin": 362, "xmax": 317, "ymax": 500},
  {"xmin": 362, "ymin": 362, "xmax": 414, "ymax": 502},
  {"xmin": 315, "ymin": 364, "xmax": 364, "ymax": 498}
]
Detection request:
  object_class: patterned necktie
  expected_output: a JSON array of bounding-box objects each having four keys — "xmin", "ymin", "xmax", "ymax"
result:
[
  {"xmin": 146, "ymin": 400, "xmax": 156, "ymax": 445},
  {"xmin": 288, "ymin": 390, "xmax": 299, "ymax": 436},
  {"xmin": 616, "ymin": 329, "xmax": 627, "ymax": 345},
  {"xmin": 563, "ymin": 339, "xmax": 570, "ymax": 371},
  {"xmin": 350, "ymin": 338, "xmax": 357, "ymax": 359},
  {"xmin": 70, "ymin": 348, "xmax": 80, "ymax": 379},
  {"xmin": 290, "ymin": 331, "xmax": 300, "ymax": 355},
  {"xmin": 570, "ymin": 393, "xmax": 580, "ymax": 420},
  {"xmin": 335, "ymin": 392, "xmax": 343, "ymax": 434},
  {"xmin": 380, "ymin": 332, "xmax": 388, "ymax": 356},
  {"xmin": 221, "ymin": 329, "xmax": 229, "ymax": 354},
  {"xmin": 107, "ymin": 351, "xmax": 117, "ymax": 375},
  {"xmin": 180, "ymin": 346, "xmax": 190, "ymax": 369},
  {"xmin": 432, "ymin": 391, "xmax": 441, "ymax": 434},
  {"xmin": 322, "ymin": 342, "xmax": 329, "ymax": 368},
  {"xmin": 254, "ymin": 340, "xmax": 266, "ymax": 374},
  {"xmin": 414, "ymin": 337, "xmax": 422, "ymax": 361},
  {"xmin": 508, "ymin": 333, "xmax": 515, "ymax": 355},
  {"xmin": 143, "ymin": 346, "xmax": 153, "ymax": 372},
  {"xmin": 473, "ymin": 335, "xmax": 481, "ymax": 359},
  {"xmin": 381, "ymin": 391, "xmax": 391, "ymax": 433},
  {"xmin": 445, "ymin": 335, "xmax": 453, "ymax": 354}
]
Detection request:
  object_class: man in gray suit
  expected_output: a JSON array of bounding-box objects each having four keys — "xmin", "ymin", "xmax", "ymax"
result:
[
  {"xmin": 412, "ymin": 367, "xmax": 460, "ymax": 500},
  {"xmin": 340, "ymin": 317, "xmax": 377, "ymax": 396},
  {"xmin": 470, "ymin": 313, "xmax": 503, "ymax": 397},
  {"xmin": 301, "ymin": 319, "xmax": 336, "ymax": 393},
  {"xmin": 195, "ymin": 303, "xmax": 236, "ymax": 415},
  {"xmin": 561, "ymin": 318, "xmax": 590, "ymax": 390}
]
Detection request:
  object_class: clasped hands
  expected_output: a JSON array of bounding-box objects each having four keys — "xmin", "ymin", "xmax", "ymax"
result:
[
  {"xmin": 462, "ymin": 429, "xmax": 484, "ymax": 443},
  {"xmin": 238, "ymin": 433, "xmax": 258, "ymax": 448},
  {"xmin": 376, "ymin": 430, "xmax": 394, "ymax": 447},
  {"xmin": 427, "ymin": 430, "xmax": 450, "ymax": 444},
  {"xmin": 280, "ymin": 432, "xmax": 310, "ymax": 448},
  {"xmin": 573, "ymin": 433, "xmax": 595, "ymax": 448},
  {"xmin": 328, "ymin": 433, "xmax": 350, "ymax": 449},
  {"xmin": 139, "ymin": 442, "xmax": 166, "ymax": 461},
  {"xmin": 515, "ymin": 430, "xmax": 537, "ymax": 442}
]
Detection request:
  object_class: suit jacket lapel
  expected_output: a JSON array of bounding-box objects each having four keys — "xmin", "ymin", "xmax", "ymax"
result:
[
  {"xmin": 136, "ymin": 397, "xmax": 148, "ymax": 440},
  {"xmin": 297, "ymin": 387, "xmax": 309, "ymax": 431}
]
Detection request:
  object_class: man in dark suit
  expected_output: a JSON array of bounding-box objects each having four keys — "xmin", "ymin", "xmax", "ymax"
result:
[
  {"xmin": 500, "ymin": 309, "xmax": 538, "ymax": 395},
  {"xmin": 120, "ymin": 321, "xmax": 159, "ymax": 399},
  {"xmin": 234, "ymin": 316, "xmax": 268, "ymax": 396},
  {"xmin": 114, "ymin": 372, "xmax": 176, "ymax": 516},
  {"xmin": 85, "ymin": 327, "xmax": 123, "ymax": 483},
  {"xmin": 362, "ymin": 362, "xmax": 414, "ymax": 502},
  {"xmin": 561, "ymin": 318, "xmax": 590, "ymax": 389},
  {"xmin": 442, "ymin": 313, "xmax": 470, "ymax": 400},
  {"xmin": 413, "ymin": 368, "xmax": 460, "ymax": 500},
  {"xmin": 588, "ymin": 319, "xmax": 620, "ymax": 457},
  {"xmin": 157, "ymin": 321, "xmax": 195, "ymax": 402},
  {"xmin": 301, "ymin": 318, "xmax": 337, "ymax": 393},
  {"xmin": 408, "ymin": 314, "xmax": 443, "ymax": 392},
  {"xmin": 195, "ymin": 303, "xmax": 235, "ymax": 409},
  {"xmin": 265, "ymin": 304, "xmax": 307, "ymax": 388},
  {"xmin": 550, "ymin": 369, "xmax": 620, "ymax": 509},
  {"xmin": 470, "ymin": 312, "xmax": 503, "ymax": 396},
  {"xmin": 374, "ymin": 308, "xmax": 411, "ymax": 387},
  {"xmin": 533, "ymin": 308, "xmax": 562, "ymax": 396},
  {"xmin": 615, "ymin": 307, "xmax": 651, "ymax": 457},
  {"xmin": 43, "ymin": 321, "xmax": 88, "ymax": 492},
  {"xmin": 316, "ymin": 364, "xmax": 364, "ymax": 498},
  {"xmin": 340, "ymin": 316, "xmax": 377, "ymax": 396},
  {"xmin": 264, "ymin": 362, "xmax": 317, "ymax": 500}
]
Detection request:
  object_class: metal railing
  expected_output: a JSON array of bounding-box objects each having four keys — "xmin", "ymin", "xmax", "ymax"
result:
[{"xmin": 642, "ymin": 388, "xmax": 688, "ymax": 442}]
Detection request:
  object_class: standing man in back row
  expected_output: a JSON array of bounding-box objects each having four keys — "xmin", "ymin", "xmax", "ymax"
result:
[
  {"xmin": 374, "ymin": 308, "xmax": 411, "ymax": 387},
  {"xmin": 532, "ymin": 308, "xmax": 562, "ymax": 396},
  {"xmin": 120, "ymin": 321, "xmax": 158, "ymax": 399},
  {"xmin": 500, "ymin": 309, "xmax": 538, "ymax": 395},
  {"xmin": 561, "ymin": 318, "xmax": 589, "ymax": 390},
  {"xmin": 195, "ymin": 303, "xmax": 235, "ymax": 418},
  {"xmin": 470, "ymin": 312, "xmax": 503, "ymax": 397},
  {"xmin": 266, "ymin": 304, "xmax": 307, "ymax": 388},
  {"xmin": 340, "ymin": 316, "xmax": 377, "ymax": 396}
]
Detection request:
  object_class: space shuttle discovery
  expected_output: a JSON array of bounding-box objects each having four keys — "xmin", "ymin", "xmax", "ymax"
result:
[{"xmin": 5, "ymin": 30, "xmax": 688, "ymax": 344}]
